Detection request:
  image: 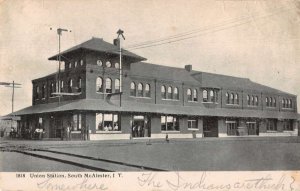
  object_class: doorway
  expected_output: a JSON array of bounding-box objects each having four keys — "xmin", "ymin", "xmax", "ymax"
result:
[
  {"xmin": 203, "ymin": 117, "xmax": 218, "ymax": 137},
  {"xmin": 132, "ymin": 115, "xmax": 151, "ymax": 138}
]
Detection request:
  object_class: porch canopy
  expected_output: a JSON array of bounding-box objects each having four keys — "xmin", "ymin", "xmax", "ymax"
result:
[{"xmin": 12, "ymin": 99, "xmax": 298, "ymax": 120}]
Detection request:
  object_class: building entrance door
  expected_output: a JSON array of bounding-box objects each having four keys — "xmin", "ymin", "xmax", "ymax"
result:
[
  {"xmin": 132, "ymin": 115, "xmax": 151, "ymax": 138},
  {"xmin": 54, "ymin": 119, "xmax": 63, "ymax": 138},
  {"xmin": 247, "ymin": 122, "xmax": 259, "ymax": 135},
  {"xmin": 203, "ymin": 117, "xmax": 218, "ymax": 137}
]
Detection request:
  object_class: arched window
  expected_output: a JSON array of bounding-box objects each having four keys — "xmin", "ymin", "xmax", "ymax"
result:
[
  {"xmin": 269, "ymin": 97, "xmax": 273, "ymax": 107},
  {"xmin": 96, "ymin": 77, "xmax": 103, "ymax": 93},
  {"xmin": 266, "ymin": 97, "xmax": 269, "ymax": 107},
  {"xmin": 251, "ymin": 96, "xmax": 254, "ymax": 105},
  {"xmin": 42, "ymin": 84, "xmax": 46, "ymax": 98},
  {"xmin": 235, "ymin": 94, "xmax": 239, "ymax": 105},
  {"xmin": 226, "ymin": 93, "xmax": 230, "ymax": 104},
  {"xmin": 105, "ymin": 78, "xmax": 112, "ymax": 93},
  {"xmin": 174, "ymin": 87, "xmax": 179, "ymax": 100},
  {"xmin": 50, "ymin": 82, "xmax": 54, "ymax": 97},
  {"xmin": 74, "ymin": 61, "xmax": 77, "ymax": 68},
  {"xmin": 80, "ymin": 59, "xmax": 83, "ymax": 66},
  {"xmin": 60, "ymin": 80, "xmax": 64, "ymax": 92},
  {"xmin": 290, "ymin": 99, "xmax": 292, "ymax": 108},
  {"xmin": 161, "ymin": 85, "xmax": 166, "ymax": 99},
  {"xmin": 97, "ymin": 60, "xmax": 103, "ymax": 66},
  {"xmin": 247, "ymin": 95, "xmax": 250, "ymax": 105},
  {"xmin": 145, "ymin": 84, "xmax": 150, "ymax": 97},
  {"xmin": 106, "ymin": 61, "xmax": 111, "ymax": 68},
  {"xmin": 230, "ymin": 93, "xmax": 234, "ymax": 104},
  {"xmin": 115, "ymin": 63, "xmax": 119, "ymax": 69},
  {"xmin": 193, "ymin": 89, "xmax": 198, "ymax": 102},
  {"xmin": 187, "ymin": 88, "xmax": 192, "ymax": 101},
  {"xmin": 203, "ymin": 90, "xmax": 208, "ymax": 102},
  {"xmin": 115, "ymin": 79, "xmax": 120, "ymax": 93},
  {"xmin": 255, "ymin": 96, "xmax": 258, "ymax": 106},
  {"xmin": 210, "ymin": 90, "xmax": 214, "ymax": 102},
  {"xmin": 282, "ymin": 99, "xmax": 285, "ymax": 108},
  {"xmin": 167, "ymin": 86, "xmax": 173, "ymax": 99},
  {"xmin": 68, "ymin": 79, "xmax": 73, "ymax": 93},
  {"xmin": 138, "ymin": 83, "xmax": 143, "ymax": 97},
  {"xmin": 130, "ymin": 82, "xmax": 136, "ymax": 96},
  {"xmin": 273, "ymin": 98, "xmax": 276, "ymax": 107},
  {"xmin": 78, "ymin": 78, "xmax": 82, "ymax": 92},
  {"xmin": 35, "ymin": 86, "xmax": 39, "ymax": 100}
]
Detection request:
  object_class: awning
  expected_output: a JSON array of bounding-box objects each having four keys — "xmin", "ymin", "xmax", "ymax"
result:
[{"xmin": 11, "ymin": 99, "xmax": 299, "ymax": 120}]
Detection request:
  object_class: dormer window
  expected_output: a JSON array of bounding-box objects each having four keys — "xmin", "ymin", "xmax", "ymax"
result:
[
  {"xmin": 97, "ymin": 60, "xmax": 103, "ymax": 66},
  {"xmin": 106, "ymin": 61, "xmax": 112, "ymax": 68}
]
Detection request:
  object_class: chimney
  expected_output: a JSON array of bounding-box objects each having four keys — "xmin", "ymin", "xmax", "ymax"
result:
[
  {"xmin": 184, "ymin": 65, "xmax": 192, "ymax": 72},
  {"xmin": 113, "ymin": 38, "xmax": 120, "ymax": 47}
]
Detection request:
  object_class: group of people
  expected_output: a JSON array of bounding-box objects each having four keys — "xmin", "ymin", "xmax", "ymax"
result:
[
  {"xmin": 132, "ymin": 125, "xmax": 148, "ymax": 137},
  {"xmin": 62, "ymin": 122, "xmax": 90, "ymax": 141},
  {"xmin": 98, "ymin": 123, "xmax": 119, "ymax": 131}
]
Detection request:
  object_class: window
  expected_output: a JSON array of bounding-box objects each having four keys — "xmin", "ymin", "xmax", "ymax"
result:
[
  {"xmin": 80, "ymin": 59, "xmax": 83, "ymax": 66},
  {"xmin": 65, "ymin": 62, "xmax": 70, "ymax": 69},
  {"xmin": 266, "ymin": 97, "xmax": 269, "ymax": 107},
  {"xmin": 106, "ymin": 61, "xmax": 111, "ymax": 68},
  {"xmin": 203, "ymin": 90, "xmax": 208, "ymax": 102},
  {"xmin": 161, "ymin": 115, "xmax": 179, "ymax": 131},
  {"xmin": 130, "ymin": 82, "xmax": 136, "ymax": 96},
  {"xmin": 193, "ymin": 89, "xmax": 198, "ymax": 102},
  {"xmin": 35, "ymin": 86, "xmax": 39, "ymax": 100},
  {"xmin": 115, "ymin": 62, "xmax": 119, "ymax": 68},
  {"xmin": 289, "ymin": 99, "xmax": 292, "ymax": 108},
  {"xmin": 209, "ymin": 90, "xmax": 214, "ymax": 102},
  {"xmin": 60, "ymin": 80, "xmax": 64, "ymax": 92},
  {"xmin": 72, "ymin": 114, "xmax": 82, "ymax": 131},
  {"xmin": 78, "ymin": 78, "xmax": 82, "ymax": 92},
  {"xmin": 226, "ymin": 121, "xmax": 237, "ymax": 136},
  {"xmin": 226, "ymin": 93, "xmax": 230, "ymax": 104},
  {"xmin": 283, "ymin": 120, "xmax": 293, "ymax": 131},
  {"xmin": 267, "ymin": 119, "xmax": 277, "ymax": 131},
  {"xmin": 115, "ymin": 79, "xmax": 120, "ymax": 93},
  {"xmin": 68, "ymin": 62, "xmax": 72, "ymax": 69},
  {"xmin": 235, "ymin": 94, "xmax": 239, "ymax": 105},
  {"xmin": 42, "ymin": 84, "xmax": 46, "ymax": 99},
  {"xmin": 96, "ymin": 77, "xmax": 103, "ymax": 93},
  {"xmin": 174, "ymin": 87, "xmax": 179, "ymax": 100},
  {"xmin": 167, "ymin": 86, "xmax": 173, "ymax": 99},
  {"xmin": 50, "ymin": 82, "xmax": 54, "ymax": 97},
  {"xmin": 187, "ymin": 89, "xmax": 192, "ymax": 101},
  {"xmin": 255, "ymin": 96, "xmax": 259, "ymax": 106},
  {"xmin": 145, "ymin": 84, "xmax": 150, "ymax": 97},
  {"xmin": 161, "ymin": 85, "xmax": 166, "ymax": 99},
  {"xmin": 105, "ymin": 78, "xmax": 112, "ymax": 93},
  {"xmin": 68, "ymin": 79, "xmax": 73, "ymax": 93},
  {"xmin": 96, "ymin": 113, "xmax": 120, "ymax": 131},
  {"xmin": 230, "ymin": 93, "xmax": 234, "ymax": 104},
  {"xmin": 188, "ymin": 118, "xmax": 198, "ymax": 129},
  {"xmin": 74, "ymin": 61, "xmax": 77, "ymax": 68},
  {"xmin": 273, "ymin": 98, "xmax": 276, "ymax": 107},
  {"xmin": 137, "ymin": 83, "xmax": 143, "ymax": 97},
  {"xmin": 269, "ymin": 97, "xmax": 273, "ymax": 107},
  {"xmin": 251, "ymin": 96, "xmax": 254, "ymax": 106},
  {"xmin": 247, "ymin": 95, "xmax": 250, "ymax": 105},
  {"xmin": 97, "ymin": 60, "xmax": 103, "ymax": 66}
]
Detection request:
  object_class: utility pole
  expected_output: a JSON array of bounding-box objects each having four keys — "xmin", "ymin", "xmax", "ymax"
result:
[
  {"xmin": 50, "ymin": 27, "xmax": 71, "ymax": 104},
  {"xmin": 116, "ymin": 29, "xmax": 125, "ymax": 107},
  {"xmin": 0, "ymin": 81, "xmax": 22, "ymax": 129}
]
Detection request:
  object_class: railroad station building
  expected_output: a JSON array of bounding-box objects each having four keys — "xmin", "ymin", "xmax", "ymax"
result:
[{"xmin": 12, "ymin": 37, "xmax": 299, "ymax": 140}]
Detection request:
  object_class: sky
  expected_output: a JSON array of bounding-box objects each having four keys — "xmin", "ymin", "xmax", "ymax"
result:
[{"xmin": 0, "ymin": 0, "xmax": 299, "ymax": 116}]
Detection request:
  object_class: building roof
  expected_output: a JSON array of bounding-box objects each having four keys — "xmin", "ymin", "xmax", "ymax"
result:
[
  {"xmin": 12, "ymin": 99, "xmax": 298, "ymax": 120},
  {"xmin": 48, "ymin": 37, "xmax": 146, "ymax": 62}
]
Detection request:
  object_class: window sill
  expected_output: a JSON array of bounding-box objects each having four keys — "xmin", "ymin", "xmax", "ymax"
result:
[
  {"xmin": 188, "ymin": 101, "xmax": 198, "ymax": 103},
  {"xmin": 130, "ymin": 96, "xmax": 151, "ymax": 99},
  {"xmin": 247, "ymin": 105, "xmax": 259, "ymax": 107},
  {"xmin": 266, "ymin": 131, "xmax": 278, "ymax": 133},
  {"xmin": 202, "ymin": 102, "xmax": 218, "ymax": 104},
  {"xmin": 161, "ymin": 131, "xmax": 180, "ymax": 133},
  {"xmin": 71, "ymin": 131, "xmax": 81, "ymax": 134},
  {"xmin": 226, "ymin": 104, "xmax": 239, "ymax": 106},
  {"xmin": 187, "ymin": 128, "xmax": 199, "ymax": 131},
  {"xmin": 96, "ymin": 131, "xmax": 122, "ymax": 134},
  {"xmin": 162, "ymin": 99, "xmax": 180, "ymax": 101}
]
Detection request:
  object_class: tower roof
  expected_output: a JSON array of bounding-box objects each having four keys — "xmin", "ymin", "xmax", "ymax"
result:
[{"xmin": 48, "ymin": 37, "xmax": 146, "ymax": 62}]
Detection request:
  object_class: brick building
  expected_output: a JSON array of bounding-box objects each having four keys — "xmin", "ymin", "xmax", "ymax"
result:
[{"xmin": 13, "ymin": 37, "xmax": 299, "ymax": 140}]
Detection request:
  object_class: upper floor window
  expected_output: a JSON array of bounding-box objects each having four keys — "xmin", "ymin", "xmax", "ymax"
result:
[
  {"xmin": 137, "ymin": 83, "xmax": 143, "ymax": 97},
  {"xmin": 42, "ymin": 84, "xmax": 46, "ymax": 99},
  {"xmin": 78, "ymin": 78, "xmax": 82, "ymax": 92},
  {"xmin": 247, "ymin": 95, "xmax": 250, "ymax": 105},
  {"xmin": 235, "ymin": 94, "xmax": 239, "ymax": 105},
  {"xmin": 106, "ymin": 61, "xmax": 112, "ymax": 68},
  {"xmin": 115, "ymin": 63, "xmax": 119, "ymax": 69},
  {"xmin": 115, "ymin": 79, "xmax": 120, "ymax": 93},
  {"xmin": 60, "ymin": 80, "xmax": 64, "ymax": 92},
  {"xmin": 255, "ymin": 96, "xmax": 258, "ymax": 106},
  {"xmin": 130, "ymin": 82, "xmax": 136, "ymax": 96},
  {"xmin": 203, "ymin": 90, "xmax": 208, "ymax": 102},
  {"xmin": 96, "ymin": 77, "xmax": 103, "ymax": 93},
  {"xmin": 74, "ymin": 61, "xmax": 78, "ymax": 68},
  {"xmin": 187, "ymin": 88, "xmax": 192, "ymax": 101},
  {"xmin": 145, "ymin": 84, "xmax": 151, "ymax": 97},
  {"xmin": 167, "ymin": 87, "xmax": 173, "ymax": 99},
  {"xmin": 35, "ymin": 86, "xmax": 39, "ymax": 100},
  {"xmin": 230, "ymin": 93, "xmax": 234, "ymax": 104},
  {"xmin": 251, "ymin": 96, "xmax": 254, "ymax": 105},
  {"xmin": 226, "ymin": 93, "xmax": 230, "ymax": 104},
  {"xmin": 161, "ymin": 85, "xmax": 166, "ymax": 99},
  {"xmin": 105, "ymin": 78, "xmax": 112, "ymax": 93},
  {"xmin": 80, "ymin": 59, "xmax": 83, "ymax": 66},
  {"xmin": 97, "ymin": 60, "xmax": 103, "ymax": 66},
  {"xmin": 174, "ymin": 87, "xmax": 179, "ymax": 100},
  {"xmin": 273, "ymin": 98, "xmax": 276, "ymax": 107},
  {"xmin": 269, "ymin": 97, "xmax": 273, "ymax": 107},
  {"xmin": 193, "ymin": 89, "xmax": 198, "ymax": 102},
  {"xmin": 50, "ymin": 82, "xmax": 55, "ymax": 97},
  {"xmin": 266, "ymin": 97, "xmax": 269, "ymax": 107},
  {"xmin": 68, "ymin": 79, "xmax": 73, "ymax": 93}
]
